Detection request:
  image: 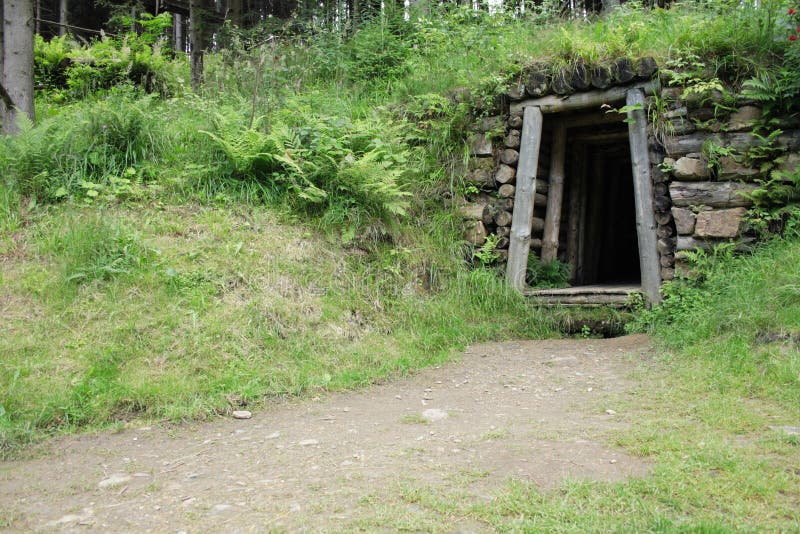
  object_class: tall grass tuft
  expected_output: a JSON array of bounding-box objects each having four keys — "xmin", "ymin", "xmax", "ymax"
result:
[{"xmin": 38, "ymin": 214, "xmax": 153, "ymax": 285}]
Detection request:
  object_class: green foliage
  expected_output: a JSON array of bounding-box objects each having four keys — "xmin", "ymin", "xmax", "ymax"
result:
[
  {"xmin": 526, "ymin": 256, "xmax": 571, "ymax": 288},
  {"xmin": 630, "ymin": 244, "xmax": 735, "ymax": 332},
  {"xmin": 0, "ymin": 88, "xmax": 173, "ymax": 202},
  {"xmin": 474, "ymin": 234, "xmax": 501, "ymax": 266},
  {"xmin": 34, "ymin": 15, "xmax": 183, "ymax": 99},
  {"xmin": 702, "ymin": 139, "xmax": 738, "ymax": 172},
  {"xmin": 203, "ymin": 110, "xmax": 412, "ymax": 232},
  {"xmin": 65, "ymin": 36, "xmax": 180, "ymax": 97},
  {"xmin": 38, "ymin": 215, "xmax": 154, "ymax": 285},
  {"xmin": 33, "ymin": 35, "xmax": 71, "ymax": 89},
  {"xmin": 346, "ymin": 13, "xmax": 415, "ymax": 83},
  {"xmin": 741, "ymin": 34, "xmax": 800, "ymax": 116},
  {"xmin": 745, "ymin": 161, "xmax": 800, "ymax": 235}
]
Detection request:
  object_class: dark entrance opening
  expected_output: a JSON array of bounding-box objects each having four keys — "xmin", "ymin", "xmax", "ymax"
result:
[{"xmin": 561, "ymin": 120, "xmax": 641, "ymax": 286}]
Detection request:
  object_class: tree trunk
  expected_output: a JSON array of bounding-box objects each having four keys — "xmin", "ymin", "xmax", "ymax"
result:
[
  {"xmin": 189, "ymin": 0, "xmax": 204, "ymax": 91},
  {"xmin": 59, "ymin": 0, "xmax": 67, "ymax": 37},
  {"xmin": 3, "ymin": 0, "xmax": 35, "ymax": 134},
  {"xmin": 174, "ymin": 13, "xmax": 183, "ymax": 52},
  {"xmin": 228, "ymin": 0, "xmax": 243, "ymax": 25}
]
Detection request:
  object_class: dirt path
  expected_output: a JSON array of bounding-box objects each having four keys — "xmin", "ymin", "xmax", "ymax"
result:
[{"xmin": 0, "ymin": 336, "xmax": 654, "ymax": 533}]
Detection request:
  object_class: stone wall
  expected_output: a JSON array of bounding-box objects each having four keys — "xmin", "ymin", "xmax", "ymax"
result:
[
  {"xmin": 649, "ymin": 89, "xmax": 800, "ymax": 278},
  {"xmin": 461, "ymin": 114, "xmax": 551, "ymax": 261},
  {"xmin": 459, "ymin": 61, "xmax": 800, "ymax": 285}
]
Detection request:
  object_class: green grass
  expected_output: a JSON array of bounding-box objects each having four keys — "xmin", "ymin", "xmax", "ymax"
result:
[
  {"xmin": 300, "ymin": 236, "xmax": 800, "ymax": 532},
  {"xmin": 1, "ymin": 2, "xmax": 798, "ymax": 528},
  {"xmin": 0, "ymin": 201, "xmax": 558, "ymax": 455}
]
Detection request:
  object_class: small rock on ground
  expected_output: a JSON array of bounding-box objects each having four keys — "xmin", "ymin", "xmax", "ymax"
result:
[
  {"xmin": 422, "ymin": 408, "xmax": 448, "ymax": 422},
  {"xmin": 232, "ymin": 410, "xmax": 252, "ymax": 419},
  {"xmin": 98, "ymin": 474, "xmax": 131, "ymax": 489}
]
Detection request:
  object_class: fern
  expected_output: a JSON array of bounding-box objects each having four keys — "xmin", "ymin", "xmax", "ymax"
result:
[
  {"xmin": 741, "ymin": 46, "xmax": 800, "ymax": 117},
  {"xmin": 202, "ymin": 112, "xmax": 413, "ymax": 230}
]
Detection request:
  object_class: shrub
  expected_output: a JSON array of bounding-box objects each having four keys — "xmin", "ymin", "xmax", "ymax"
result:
[
  {"xmin": 203, "ymin": 110, "xmax": 412, "ymax": 232},
  {"xmin": 0, "ymin": 88, "xmax": 176, "ymax": 202},
  {"xmin": 345, "ymin": 13, "xmax": 415, "ymax": 83}
]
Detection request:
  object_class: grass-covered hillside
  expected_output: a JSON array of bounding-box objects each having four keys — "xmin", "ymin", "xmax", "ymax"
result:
[
  {"xmin": 2, "ymin": 1, "xmax": 799, "ymax": 529},
  {"xmin": 1, "ymin": 3, "xmax": 799, "ymax": 518}
]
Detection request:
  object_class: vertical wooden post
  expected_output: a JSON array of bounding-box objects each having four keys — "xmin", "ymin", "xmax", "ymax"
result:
[
  {"xmin": 174, "ymin": 13, "xmax": 184, "ymax": 53},
  {"xmin": 566, "ymin": 144, "xmax": 584, "ymax": 282},
  {"xmin": 541, "ymin": 122, "xmax": 566, "ymax": 263},
  {"xmin": 506, "ymin": 106, "xmax": 544, "ymax": 290},
  {"xmin": 626, "ymin": 89, "xmax": 662, "ymax": 305},
  {"xmin": 189, "ymin": 0, "xmax": 204, "ymax": 90}
]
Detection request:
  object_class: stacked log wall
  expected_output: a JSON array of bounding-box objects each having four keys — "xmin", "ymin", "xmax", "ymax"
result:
[
  {"xmin": 460, "ymin": 58, "xmax": 799, "ymax": 285},
  {"xmin": 647, "ymin": 89, "xmax": 800, "ymax": 279},
  {"xmin": 461, "ymin": 114, "xmax": 552, "ymax": 261}
]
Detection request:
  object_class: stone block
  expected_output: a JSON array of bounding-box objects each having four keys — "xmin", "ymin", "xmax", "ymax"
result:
[
  {"xmin": 506, "ymin": 83, "xmax": 525, "ymax": 100},
  {"xmin": 726, "ymin": 105, "xmax": 762, "ymax": 132},
  {"xmin": 694, "ymin": 207, "xmax": 747, "ymax": 238},
  {"xmin": 657, "ymin": 237, "xmax": 676, "ymax": 255},
  {"xmin": 669, "ymin": 181, "xmax": 757, "ymax": 208},
  {"xmin": 504, "ymin": 130, "xmax": 521, "ymax": 149},
  {"xmin": 500, "ymin": 149, "xmax": 520, "ymax": 165},
  {"xmin": 671, "ymin": 207, "xmax": 696, "ymax": 235},
  {"xmin": 508, "ymin": 115, "xmax": 523, "ymax": 129},
  {"xmin": 688, "ymin": 107, "xmax": 716, "ymax": 122},
  {"xmin": 661, "ymin": 87, "xmax": 683, "ymax": 102},
  {"xmin": 669, "ymin": 117, "xmax": 696, "ymax": 135},
  {"xmin": 494, "ymin": 210, "xmax": 513, "ymax": 227},
  {"xmin": 470, "ymin": 134, "xmax": 493, "ymax": 157},
  {"xmin": 469, "ymin": 157, "xmax": 495, "ymax": 171},
  {"xmin": 465, "ymin": 169, "xmax": 493, "ymax": 188},
  {"xmin": 673, "ymin": 157, "xmax": 709, "ymax": 180},
  {"xmin": 464, "ymin": 221, "xmax": 487, "ymax": 245},
  {"xmin": 718, "ymin": 156, "xmax": 759, "ymax": 180},
  {"xmin": 481, "ymin": 115, "xmax": 504, "ymax": 132},
  {"xmin": 664, "ymin": 106, "xmax": 688, "ymax": 119},
  {"xmin": 498, "ymin": 184, "xmax": 516, "ymax": 198}
]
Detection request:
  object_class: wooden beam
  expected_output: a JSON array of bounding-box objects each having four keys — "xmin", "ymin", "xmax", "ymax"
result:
[
  {"xmin": 563, "ymin": 112, "xmax": 625, "ymax": 129},
  {"xmin": 571, "ymin": 131, "xmax": 630, "ymax": 144},
  {"xmin": 541, "ymin": 123, "xmax": 566, "ymax": 262},
  {"xmin": 510, "ymin": 80, "xmax": 659, "ymax": 115},
  {"xmin": 626, "ymin": 89, "xmax": 662, "ymax": 306},
  {"xmin": 506, "ymin": 106, "xmax": 544, "ymax": 290},
  {"xmin": 566, "ymin": 145, "xmax": 587, "ymax": 282}
]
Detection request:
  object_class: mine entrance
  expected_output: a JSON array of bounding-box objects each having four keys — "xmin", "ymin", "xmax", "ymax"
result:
[
  {"xmin": 507, "ymin": 85, "xmax": 662, "ymax": 305},
  {"xmin": 563, "ymin": 122, "xmax": 641, "ymax": 286}
]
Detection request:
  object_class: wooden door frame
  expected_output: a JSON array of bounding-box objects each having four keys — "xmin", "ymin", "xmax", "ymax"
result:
[{"xmin": 506, "ymin": 82, "xmax": 662, "ymax": 305}]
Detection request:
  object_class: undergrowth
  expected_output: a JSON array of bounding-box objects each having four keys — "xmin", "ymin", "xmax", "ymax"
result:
[
  {"xmin": 2, "ymin": 0, "xmax": 800, "ymax": 465},
  {"xmin": 630, "ymin": 232, "xmax": 800, "ymax": 406}
]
